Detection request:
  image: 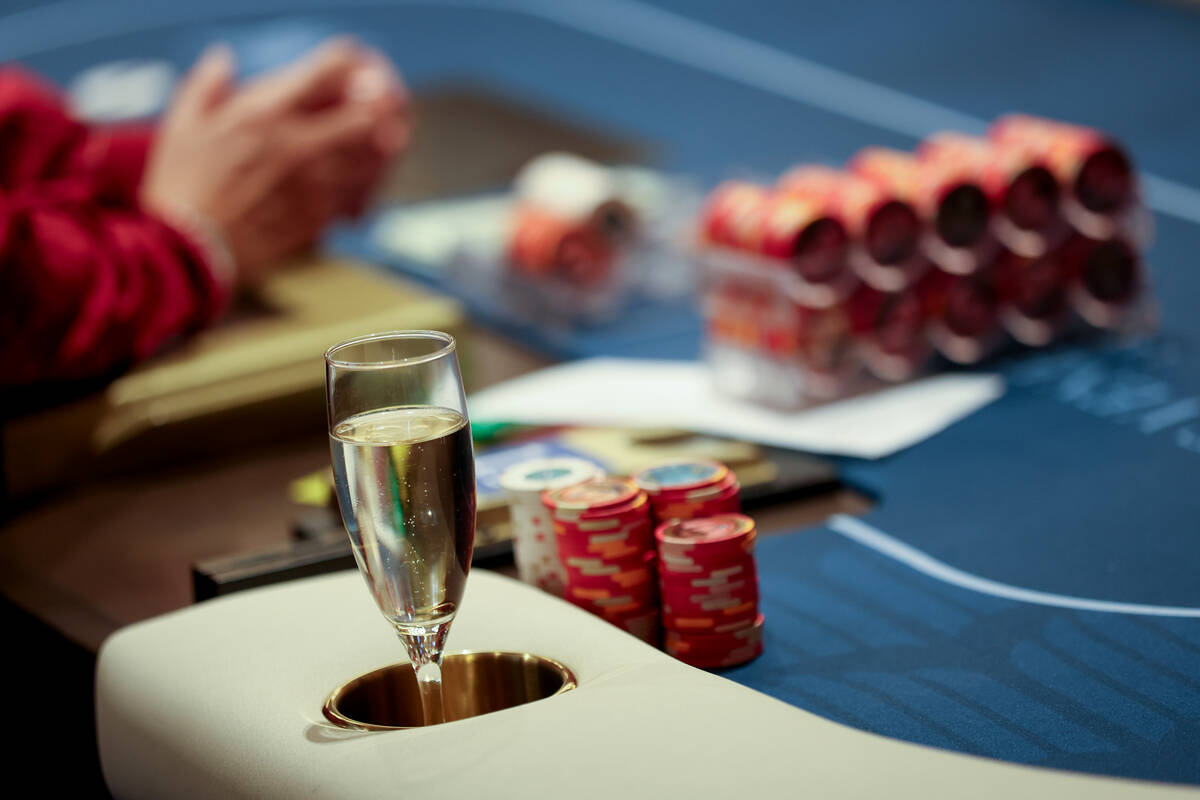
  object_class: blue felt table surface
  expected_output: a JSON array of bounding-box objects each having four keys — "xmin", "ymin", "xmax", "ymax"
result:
[{"xmin": 4, "ymin": 0, "xmax": 1198, "ymax": 783}]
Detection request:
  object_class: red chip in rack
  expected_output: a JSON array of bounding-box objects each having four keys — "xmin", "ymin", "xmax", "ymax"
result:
[
  {"xmin": 851, "ymin": 146, "xmax": 993, "ymax": 275},
  {"xmin": 700, "ymin": 181, "xmax": 772, "ymax": 248},
  {"xmin": 994, "ymin": 248, "xmax": 1069, "ymax": 345},
  {"xmin": 989, "ymin": 115, "xmax": 1135, "ymax": 224},
  {"xmin": 1057, "ymin": 234, "xmax": 1142, "ymax": 329},
  {"xmin": 918, "ymin": 132, "xmax": 1065, "ymax": 256},
  {"xmin": 509, "ymin": 207, "xmax": 614, "ymax": 286},
  {"xmin": 779, "ymin": 165, "xmax": 924, "ymax": 290},
  {"xmin": 847, "ymin": 284, "xmax": 931, "ymax": 381},
  {"xmin": 755, "ymin": 193, "xmax": 850, "ymax": 286},
  {"xmin": 919, "ymin": 267, "xmax": 1004, "ymax": 364}
]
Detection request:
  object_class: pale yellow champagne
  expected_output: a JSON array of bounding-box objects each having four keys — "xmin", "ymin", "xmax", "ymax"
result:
[{"xmin": 330, "ymin": 406, "xmax": 475, "ymax": 631}]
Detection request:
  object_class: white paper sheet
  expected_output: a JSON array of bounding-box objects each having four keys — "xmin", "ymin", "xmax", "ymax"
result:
[{"xmin": 469, "ymin": 359, "xmax": 1005, "ymax": 459}]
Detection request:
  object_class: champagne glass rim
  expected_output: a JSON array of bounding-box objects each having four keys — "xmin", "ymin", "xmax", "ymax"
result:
[{"xmin": 325, "ymin": 330, "xmax": 457, "ymax": 370}]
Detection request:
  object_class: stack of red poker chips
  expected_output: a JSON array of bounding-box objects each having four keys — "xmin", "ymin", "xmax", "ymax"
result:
[
  {"xmin": 543, "ymin": 477, "xmax": 659, "ymax": 644},
  {"xmin": 632, "ymin": 460, "xmax": 741, "ymax": 525},
  {"xmin": 656, "ymin": 514, "xmax": 764, "ymax": 669},
  {"xmin": 509, "ymin": 206, "xmax": 615, "ymax": 287},
  {"xmin": 696, "ymin": 114, "xmax": 1150, "ymax": 410}
]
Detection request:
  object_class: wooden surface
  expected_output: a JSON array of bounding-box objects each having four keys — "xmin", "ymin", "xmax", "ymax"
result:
[
  {"xmin": 0, "ymin": 321, "xmax": 865, "ymax": 654},
  {"xmin": 0, "ymin": 325, "xmax": 546, "ymax": 652}
]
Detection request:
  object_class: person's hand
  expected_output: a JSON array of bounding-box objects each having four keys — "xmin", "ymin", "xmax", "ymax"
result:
[{"xmin": 140, "ymin": 39, "xmax": 408, "ymax": 286}]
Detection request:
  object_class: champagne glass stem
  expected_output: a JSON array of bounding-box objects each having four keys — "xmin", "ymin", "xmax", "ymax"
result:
[
  {"xmin": 396, "ymin": 621, "xmax": 451, "ymax": 726},
  {"xmin": 415, "ymin": 661, "xmax": 445, "ymax": 726}
]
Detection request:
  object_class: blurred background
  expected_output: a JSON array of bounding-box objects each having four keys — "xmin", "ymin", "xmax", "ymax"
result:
[{"xmin": 2, "ymin": 0, "xmax": 1199, "ymax": 794}]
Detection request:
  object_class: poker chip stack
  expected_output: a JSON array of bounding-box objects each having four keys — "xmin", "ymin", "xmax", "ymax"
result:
[
  {"xmin": 500, "ymin": 457, "xmax": 605, "ymax": 596},
  {"xmin": 632, "ymin": 460, "xmax": 741, "ymax": 525},
  {"xmin": 656, "ymin": 514, "xmax": 764, "ymax": 669},
  {"xmin": 507, "ymin": 153, "xmax": 637, "ymax": 287},
  {"xmin": 542, "ymin": 477, "xmax": 660, "ymax": 644},
  {"xmin": 697, "ymin": 113, "xmax": 1151, "ymax": 406}
]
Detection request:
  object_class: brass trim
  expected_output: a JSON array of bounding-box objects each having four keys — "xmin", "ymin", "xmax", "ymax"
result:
[{"xmin": 323, "ymin": 650, "xmax": 577, "ymax": 731}]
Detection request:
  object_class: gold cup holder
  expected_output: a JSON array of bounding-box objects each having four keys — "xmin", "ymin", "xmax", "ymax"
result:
[{"xmin": 323, "ymin": 650, "xmax": 577, "ymax": 730}]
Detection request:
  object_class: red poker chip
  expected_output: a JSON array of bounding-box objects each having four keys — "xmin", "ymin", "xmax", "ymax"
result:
[
  {"xmin": 660, "ymin": 574, "xmax": 759, "ymax": 602},
  {"xmin": 633, "ymin": 460, "xmax": 730, "ymax": 495},
  {"xmin": 554, "ymin": 515, "xmax": 652, "ymax": 542},
  {"xmin": 612, "ymin": 608, "xmax": 660, "ymax": 627},
  {"xmin": 594, "ymin": 600, "xmax": 661, "ymax": 621},
  {"xmin": 543, "ymin": 478, "xmax": 639, "ymax": 517},
  {"xmin": 566, "ymin": 490, "xmax": 650, "ymax": 522},
  {"xmin": 565, "ymin": 550, "xmax": 654, "ymax": 581},
  {"xmin": 659, "ymin": 539, "xmax": 756, "ymax": 563},
  {"xmin": 657, "ymin": 541, "xmax": 757, "ymax": 569},
  {"xmin": 667, "ymin": 473, "xmax": 740, "ymax": 504},
  {"xmin": 610, "ymin": 613, "xmax": 661, "ymax": 645},
  {"xmin": 655, "ymin": 514, "xmax": 756, "ymax": 554},
  {"xmin": 660, "ymin": 586, "xmax": 760, "ymax": 615},
  {"xmin": 659, "ymin": 576, "xmax": 759, "ymax": 600},
  {"xmin": 660, "ymin": 555, "xmax": 756, "ymax": 575},
  {"xmin": 569, "ymin": 590, "xmax": 658, "ymax": 616},
  {"xmin": 649, "ymin": 480, "xmax": 742, "ymax": 522},
  {"xmin": 568, "ymin": 579, "xmax": 657, "ymax": 607},
  {"xmin": 659, "ymin": 562, "xmax": 757, "ymax": 590},
  {"xmin": 568, "ymin": 594, "xmax": 656, "ymax": 617},
  {"xmin": 566, "ymin": 562, "xmax": 654, "ymax": 589},
  {"xmin": 557, "ymin": 531, "xmax": 654, "ymax": 562},
  {"xmin": 661, "ymin": 595, "xmax": 759, "ymax": 621},
  {"xmin": 658, "ymin": 545, "xmax": 756, "ymax": 569},
  {"xmin": 566, "ymin": 559, "xmax": 655, "ymax": 585},
  {"xmin": 664, "ymin": 615, "xmax": 765, "ymax": 668},
  {"xmin": 665, "ymin": 614, "xmax": 764, "ymax": 652},
  {"xmin": 657, "ymin": 539, "xmax": 758, "ymax": 572},
  {"xmin": 662, "ymin": 607, "xmax": 759, "ymax": 634},
  {"xmin": 659, "ymin": 554, "xmax": 756, "ymax": 577},
  {"xmin": 650, "ymin": 469, "xmax": 739, "ymax": 503},
  {"xmin": 555, "ymin": 500, "xmax": 652, "ymax": 534},
  {"xmin": 668, "ymin": 639, "xmax": 763, "ymax": 669},
  {"xmin": 558, "ymin": 532, "xmax": 650, "ymax": 562}
]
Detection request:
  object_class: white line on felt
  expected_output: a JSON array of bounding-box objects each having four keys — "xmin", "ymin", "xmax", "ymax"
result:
[
  {"xmin": 828, "ymin": 514, "xmax": 1200, "ymax": 618},
  {"xmin": 528, "ymin": 0, "xmax": 1200, "ymax": 227}
]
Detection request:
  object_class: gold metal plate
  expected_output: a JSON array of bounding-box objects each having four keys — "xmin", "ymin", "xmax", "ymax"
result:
[{"xmin": 323, "ymin": 650, "xmax": 577, "ymax": 730}]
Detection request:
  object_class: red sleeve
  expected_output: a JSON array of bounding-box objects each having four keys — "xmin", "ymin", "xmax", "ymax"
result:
[
  {"xmin": 71, "ymin": 124, "xmax": 155, "ymax": 205},
  {"xmin": 0, "ymin": 66, "xmax": 231, "ymax": 385}
]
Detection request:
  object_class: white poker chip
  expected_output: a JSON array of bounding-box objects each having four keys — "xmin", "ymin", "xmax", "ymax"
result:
[
  {"xmin": 501, "ymin": 457, "xmax": 603, "ymax": 595},
  {"xmin": 499, "ymin": 457, "xmax": 603, "ymax": 494},
  {"xmin": 514, "ymin": 153, "xmax": 618, "ymax": 222}
]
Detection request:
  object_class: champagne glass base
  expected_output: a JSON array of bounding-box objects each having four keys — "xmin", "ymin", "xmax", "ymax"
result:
[{"xmin": 395, "ymin": 621, "xmax": 452, "ymax": 726}]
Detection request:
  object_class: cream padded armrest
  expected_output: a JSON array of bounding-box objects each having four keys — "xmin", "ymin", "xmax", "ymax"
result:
[{"xmin": 97, "ymin": 570, "xmax": 1193, "ymax": 799}]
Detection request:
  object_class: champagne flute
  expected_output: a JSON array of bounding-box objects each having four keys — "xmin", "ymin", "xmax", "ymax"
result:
[{"xmin": 325, "ymin": 331, "xmax": 476, "ymax": 726}]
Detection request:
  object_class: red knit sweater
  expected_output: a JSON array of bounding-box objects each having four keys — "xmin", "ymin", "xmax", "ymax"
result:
[{"xmin": 0, "ymin": 67, "xmax": 230, "ymax": 385}]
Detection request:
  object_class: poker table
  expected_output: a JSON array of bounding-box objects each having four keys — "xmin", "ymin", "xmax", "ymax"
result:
[{"xmin": 4, "ymin": 0, "xmax": 1200, "ymax": 791}]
